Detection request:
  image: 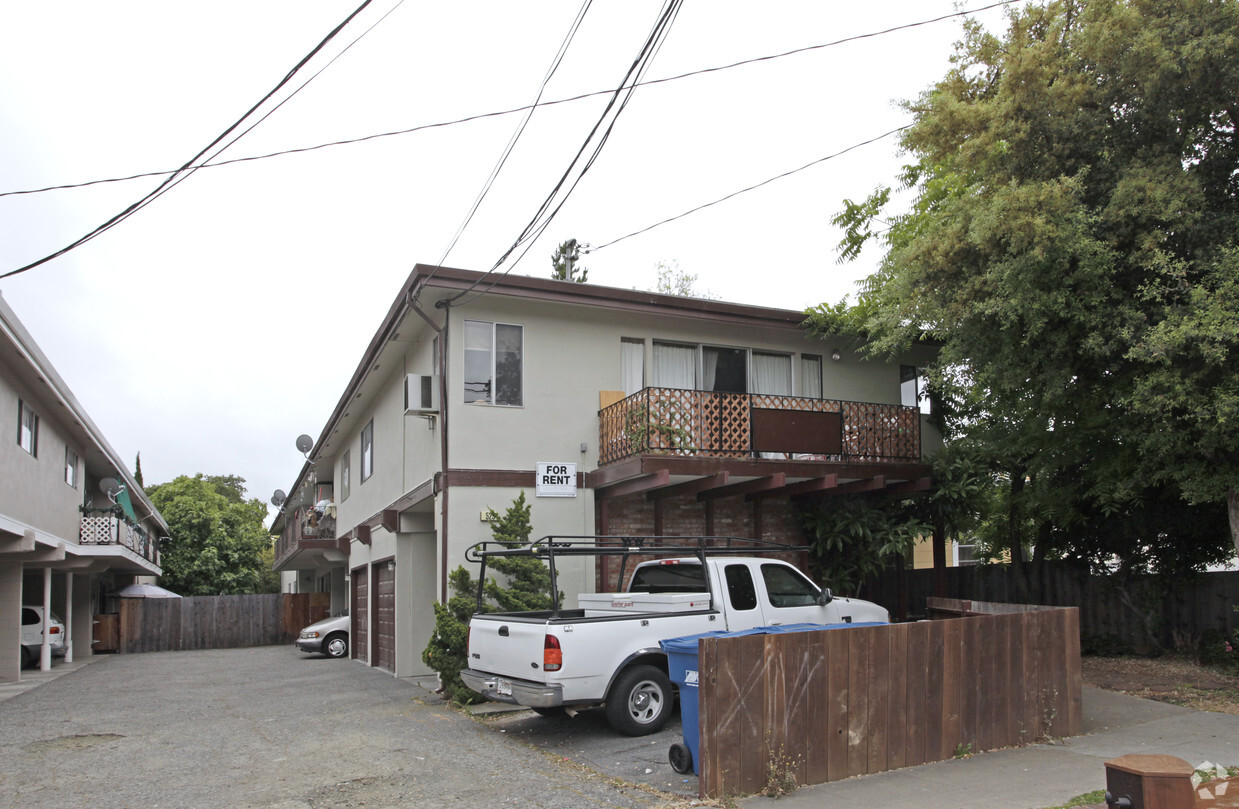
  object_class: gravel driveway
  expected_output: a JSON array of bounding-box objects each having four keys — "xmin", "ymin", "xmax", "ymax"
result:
[{"xmin": 0, "ymin": 647, "xmax": 691, "ymax": 808}]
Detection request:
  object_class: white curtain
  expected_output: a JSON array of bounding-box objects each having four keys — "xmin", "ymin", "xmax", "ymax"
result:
[
  {"xmin": 800, "ymin": 355, "xmax": 822, "ymax": 399},
  {"xmin": 620, "ymin": 340, "xmax": 644, "ymax": 395},
  {"xmin": 653, "ymin": 343, "xmax": 695, "ymax": 388},
  {"xmin": 702, "ymin": 349, "xmax": 719, "ymax": 392},
  {"xmin": 752, "ymin": 352, "xmax": 791, "ymax": 395}
]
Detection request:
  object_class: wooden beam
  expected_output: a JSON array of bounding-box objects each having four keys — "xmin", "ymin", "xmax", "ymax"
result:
[
  {"xmin": 355, "ymin": 524, "xmax": 371, "ymax": 546},
  {"xmin": 761, "ymin": 474, "xmax": 839, "ymax": 501},
  {"xmin": 699, "ymin": 473, "xmax": 786, "ymax": 501},
  {"xmin": 825, "ymin": 475, "xmax": 886, "ymax": 495},
  {"xmin": 647, "ymin": 472, "xmax": 730, "ymax": 501},
  {"xmin": 381, "ymin": 509, "xmax": 399, "ymax": 534},
  {"xmin": 885, "ymin": 476, "xmax": 934, "ymax": 496},
  {"xmin": 595, "ymin": 469, "xmax": 672, "ymax": 500}
]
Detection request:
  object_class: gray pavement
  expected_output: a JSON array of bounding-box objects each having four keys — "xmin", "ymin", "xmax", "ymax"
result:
[
  {"xmin": 737, "ymin": 687, "xmax": 1239, "ymax": 809},
  {"xmin": 4, "ymin": 651, "xmax": 1238, "ymax": 809},
  {"xmin": 0, "ymin": 647, "xmax": 666, "ymax": 809}
]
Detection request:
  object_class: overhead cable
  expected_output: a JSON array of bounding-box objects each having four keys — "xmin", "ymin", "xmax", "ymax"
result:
[
  {"xmin": 0, "ymin": 0, "xmax": 378, "ymax": 280},
  {"xmin": 0, "ymin": 0, "xmax": 1022, "ymax": 203}
]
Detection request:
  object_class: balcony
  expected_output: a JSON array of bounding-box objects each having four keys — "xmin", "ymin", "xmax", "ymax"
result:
[
  {"xmin": 80, "ymin": 509, "xmax": 160, "ymax": 566},
  {"xmin": 599, "ymin": 388, "xmax": 921, "ymax": 466},
  {"xmin": 273, "ymin": 510, "xmax": 345, "ymax": 572}
]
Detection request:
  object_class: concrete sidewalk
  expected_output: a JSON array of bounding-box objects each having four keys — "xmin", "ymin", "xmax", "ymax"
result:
[{"xmin": 739, "ymin": 687, "xmax": 1239, "ymax": 809}]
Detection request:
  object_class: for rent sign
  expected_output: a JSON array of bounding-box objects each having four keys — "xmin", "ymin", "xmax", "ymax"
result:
[{"xmin": 536, "ymin": 462, "xmax": 577, "ymax": 497}]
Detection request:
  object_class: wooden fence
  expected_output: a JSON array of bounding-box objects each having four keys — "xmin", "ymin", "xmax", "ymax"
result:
[
  {"xmin": 695, "ymin": 600, "xmax": 1083, "ymax": 798},
  {"xmin": 107, "ymin": 593, "xmax": 330, "ymax": 654},
  {"xmin": 864, "ymin": 565, "xmax": 1239, "ymax": 651}
]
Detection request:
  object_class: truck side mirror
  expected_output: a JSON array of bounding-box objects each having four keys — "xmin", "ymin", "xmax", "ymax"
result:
[{"xmin": 817, "ymin": 587, "xmax": 833, "ymax": 606}]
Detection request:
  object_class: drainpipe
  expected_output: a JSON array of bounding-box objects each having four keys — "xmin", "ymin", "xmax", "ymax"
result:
[
  {"xmin": 409, "ymin": 283, "xmax": 450, "ymax": 603},
  {"xmin": 64, "ymin": 572, "xmax": 73, "ymax": 663}
]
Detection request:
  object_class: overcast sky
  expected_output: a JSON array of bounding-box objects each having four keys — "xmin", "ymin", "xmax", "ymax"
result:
[{"xmin": 0, "ymin": 1, "xmax": 1021, "ymax": 523}]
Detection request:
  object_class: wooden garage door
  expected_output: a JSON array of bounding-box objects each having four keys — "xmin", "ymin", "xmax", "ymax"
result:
[
  {"xmin": 373, "ymin": 560, "xmax": 396, "ymax": 672},
  {"xmin": 351, "ymin": 565, "xmax": 368, "ymax": 663}
]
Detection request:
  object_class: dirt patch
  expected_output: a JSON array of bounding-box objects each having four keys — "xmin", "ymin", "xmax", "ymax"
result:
[{"xmin": 1083, "ymin": 656, "xmax": 1239, "ymax": 715}]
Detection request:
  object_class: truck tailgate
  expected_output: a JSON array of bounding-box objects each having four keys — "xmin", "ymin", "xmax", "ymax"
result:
[{"xmin": 468, "ymin": 615, "xmax": 549, "ymax": 680}]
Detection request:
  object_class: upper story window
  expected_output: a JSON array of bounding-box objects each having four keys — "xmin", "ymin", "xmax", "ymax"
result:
[
  {"xmin": 620, "ymin": 338, "xmax": 645, "ymax": 396},
  {"xmin": 18, "ymin": 400, "xmax": 38, "ymax": 457},
  {"xmin": 65, "ymin": 447, "xmax": 78, "ymax": 487},
  {"xmin": 360, "ymin": 421, "xmax": 374, "ymax": 482},
  {"xmin": 900, "ymin": 365, "xmax": 931, "ymax": 414},
  {"xmin": 800, "ymin": 355, "xmax": 822, "ymax": 399},
  {"xmin": 652, "ymin": 343, "xmax": 803, "ymax": 397},
  {"xmin": 340, "ymin": 449, "xmax": 351, "ymax": 501},
  {"xmin": 464, "ymin": 320, "xmax": 523, "ymax": 406},
  {"xmin": 751, "ymin": 352, "xmax": 792, "ymax": 396}
]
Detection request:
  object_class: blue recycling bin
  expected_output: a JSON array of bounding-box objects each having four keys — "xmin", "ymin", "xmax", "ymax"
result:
[
  {"xmin": 660, "ymin": 626, "xmax": 780, "ymax": 775},
  {"xmin": 660, "ymin": 621, "xmax": 890, "ymax": 775}
]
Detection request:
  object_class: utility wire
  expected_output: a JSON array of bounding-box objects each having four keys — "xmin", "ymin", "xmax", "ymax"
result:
[
  {"xmin": 1, "ymin": 0, "xmax": 1022, "ymax": 203},
  {"xmin": 440, "ymin": 0, "xmax": 684, "ymax": 308},
  {"xmin": 0, "ymin": 0, "xmax": 378, "ymax": 280},
  {"xmin": 436, "ymin": 0, "xmax": 594, "ymax": 268},
  {"xmin": 585, "ymin": 124, "xmax": 912, "ymax": 253}
]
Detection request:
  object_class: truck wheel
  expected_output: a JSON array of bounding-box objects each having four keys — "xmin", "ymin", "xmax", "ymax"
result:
[{"xmin": 606, "ymin": 664, "xmax": 673, "ymax": 736}]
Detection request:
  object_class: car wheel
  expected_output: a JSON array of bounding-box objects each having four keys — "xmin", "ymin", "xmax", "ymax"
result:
[
  {"xmin": 669, "ymin": 742, "xmax": 694, "ymax": 774},
  {"xmin": 323, "ymin": 633, "xmax": 348, "ymax": 658},
  {"xmin": 20, "ymin": 646, "xmax": 33, "ymax": 670},
  {"xmin": 606, "ymin": 664, "xmax": 673, "ymax": 736}
]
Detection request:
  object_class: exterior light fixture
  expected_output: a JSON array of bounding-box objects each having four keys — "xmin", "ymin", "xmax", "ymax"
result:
[{"xmin": 831, "ymin": 349, "xmax": 842, "ymax": 361}]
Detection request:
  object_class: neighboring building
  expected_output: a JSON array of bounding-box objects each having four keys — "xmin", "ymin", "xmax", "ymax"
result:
[
  {"xmin": 272, "ymin": 265, "xmax": 941, "ymax": 678},
  {"xmin": 0, "ymin": 292, "xmax": 168, "ymax": 683}
]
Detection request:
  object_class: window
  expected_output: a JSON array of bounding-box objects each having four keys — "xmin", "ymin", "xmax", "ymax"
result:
[
  {"xmin": 652, "ymin": 342, "xmax": 696, "ymax": 389},
  {"xmin": 340, "ymin": 450, "xmax": 351, "ymax": 501},
  {"xmin": 620, "ymin": 339, "xmax": 645, "ymax": 395},
  {"xmin": 760, "ymin": 563, "xmax": 821, "ymax": 608},
  {"xmin": 800, "ymin": 355, "xmax": 822, "ymax": 398},
  {"xmin": 724, "ymin": 564, "xmax": 757, "ymax": 611},
  {"xmin": 751, "ymin": 352, "xmax": 792, "ymax": 395},
  {"xmin": 464, "ymin": 320, "xmax": 523, "ymax": 406},
  {"xmin": 65, "ymin": 448, "xmax": 78, "ymax": 488},
  {"xmin": 360, "ymin": 421, "xmax": 374, "ymax": 482},
  {"xmin": 17, "ymin": 400, "xmax": 38, "ymax": 457},
  {"xmin": 702, "ymin": 346, "xmax": 746, "ymax": 393},
  {"xmin": 900, "ymin": 365, "xmax": 931, "ymax": 414}
]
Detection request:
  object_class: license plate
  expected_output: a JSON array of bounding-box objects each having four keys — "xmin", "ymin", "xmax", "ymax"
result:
[{"xmin": 496, "ymin": 678, "xmax": 512, "ymax": 697}]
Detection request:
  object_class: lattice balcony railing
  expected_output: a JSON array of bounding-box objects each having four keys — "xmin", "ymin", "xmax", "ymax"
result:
[
  {"xmin": 598, "ymin": 387, "xmax": 921, "ymax": 466},
  {"xmin": 79, "ymin": 510, "xmax": 160, "ymax": 565}
]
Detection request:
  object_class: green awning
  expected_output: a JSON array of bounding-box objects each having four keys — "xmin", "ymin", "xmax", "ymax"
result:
[{"xmin": 117, "ymin": 484, "xmax": 139, "ymax": 523}]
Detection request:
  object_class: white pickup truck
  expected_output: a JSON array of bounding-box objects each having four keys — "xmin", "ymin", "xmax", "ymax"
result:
[{"xmin": 460, "ymin": 536, "xmax": 888, "ymax": 735}]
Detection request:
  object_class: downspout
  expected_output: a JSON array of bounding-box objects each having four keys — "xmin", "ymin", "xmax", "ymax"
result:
[{"xmin": 409, "ymin": 282, "xmax": 450, "ymax": 602}]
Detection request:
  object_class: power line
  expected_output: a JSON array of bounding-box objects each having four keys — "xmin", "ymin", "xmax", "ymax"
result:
[
  {"xmin": 440, "ymin": 0, "xmax": 685, "ymax": 308},
  {"xmin": 436, "ymin": 0, "xmax": 595, "ymax": 268},
  {"xmin": 0, "ymin": 0, "xmax": 379, "ymax": 280},
  {"xmin": 0, "ymin": 0, "xmax": 1022, "ymax": 202},
  {"xmin": 586, "ymin": 124, "xmax": 912, "ymax": 253}
]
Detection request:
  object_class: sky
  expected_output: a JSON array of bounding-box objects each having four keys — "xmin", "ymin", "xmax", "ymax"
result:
[{"xmin": 0, "ymin": 0, "xmax": 1023, "ymax": 524}]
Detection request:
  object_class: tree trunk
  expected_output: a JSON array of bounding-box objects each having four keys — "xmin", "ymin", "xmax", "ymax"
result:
[{"xmin": 1229, "ymin": 487, "xmax": 1239, "ymax": 561}]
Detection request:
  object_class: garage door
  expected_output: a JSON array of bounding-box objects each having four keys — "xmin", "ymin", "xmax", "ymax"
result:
[
  {"xmin": 351, "ymin": 565, "xmax": 368, "ymax": 663},
  {"xmin": 373, "ymin": 560, "xmax": 396, "ymax": 672}
]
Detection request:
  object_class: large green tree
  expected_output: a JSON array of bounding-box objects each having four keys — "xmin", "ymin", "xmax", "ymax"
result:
[
  {"xmin": 146, "ymin": 474, "xmax": 275, "ymax": 595},
  {"xmin": 821, "ymin": 0, "xmax": 1239, "ymax": 563}
]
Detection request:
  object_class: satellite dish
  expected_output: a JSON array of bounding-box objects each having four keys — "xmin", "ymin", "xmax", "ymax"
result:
[
  {"xmin": 271, "ymin": 490, "xmax": 287, "ymax": 508},
  {"xmin": 295, "ymin": 434, "xmax": 314, "ymax": 454},
  {"xmin": 100, "ymin": 478, "xmax": 122, "ymax": 499}
]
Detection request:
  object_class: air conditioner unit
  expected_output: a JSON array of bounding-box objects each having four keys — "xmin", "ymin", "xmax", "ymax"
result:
[{"xmin": 404, "ymin": 374, "xmax": 440, "ymax": 414}]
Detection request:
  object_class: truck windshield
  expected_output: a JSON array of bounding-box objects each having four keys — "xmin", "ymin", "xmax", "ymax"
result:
[{"xmin": 629, "ymin": 563, "xmax": 706, "ymax": 594}]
